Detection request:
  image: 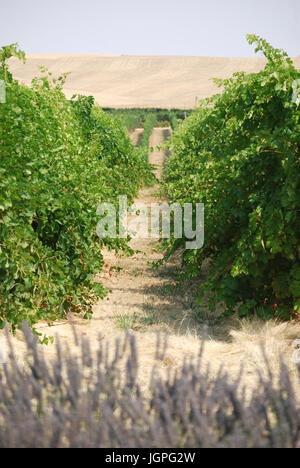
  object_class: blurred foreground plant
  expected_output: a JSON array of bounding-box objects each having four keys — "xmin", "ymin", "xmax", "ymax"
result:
[{"xmin": 0, "ymin": 325, "xmax": 299, "ymax": 448}]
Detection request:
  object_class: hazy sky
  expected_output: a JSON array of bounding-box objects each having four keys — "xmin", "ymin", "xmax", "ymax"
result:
[{"xmin": 1, "ymin": 0, "xmax": 299, "ymax": 57}]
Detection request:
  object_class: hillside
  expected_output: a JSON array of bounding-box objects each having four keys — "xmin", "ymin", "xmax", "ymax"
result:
[{"xmin": 8, "ymin": 54, "xmax": 300, "ymax": 108}]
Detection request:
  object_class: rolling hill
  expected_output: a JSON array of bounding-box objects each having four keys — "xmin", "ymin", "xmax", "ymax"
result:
[{"xmin": 8, "ymin": 54, "xmax": 300, "ymax": 109}]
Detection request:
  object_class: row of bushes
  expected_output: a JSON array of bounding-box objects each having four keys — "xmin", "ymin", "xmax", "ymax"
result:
[
  {"xmin": 0, "ymin": 45, "xmax": 154, "ymax": 333},
  {"xmin": 103, "ymin": 107, "xmax": 192, "ymax": 131},
  {"xmin": 163, "ymin": 36, "xmax": 300, "ymax": 320},
  {"xmin": 138, "ymin": 112, "xmax": 157, "ymax": 159}
]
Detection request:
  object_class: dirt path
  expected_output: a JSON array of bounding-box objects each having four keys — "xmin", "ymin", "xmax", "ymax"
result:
[
  {"xmin": 129, "ymin": 128, "xmax": 144, "ymax": 146},
  {"xmin": 2, "ymin": 128, "xmax": 299, "ymax": 394},
  {"xmin": 92, "ymin": 127, "xmax": 199, "ymax": 336}
]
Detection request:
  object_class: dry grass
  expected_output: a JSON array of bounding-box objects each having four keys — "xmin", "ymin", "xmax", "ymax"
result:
[
  {"xmin": 113, "ymin": 318, "xmax": 300, "ymax": 397},
  {"xmin": 1, "ymin": 316, "xmax": 299, "ymax": 404}
]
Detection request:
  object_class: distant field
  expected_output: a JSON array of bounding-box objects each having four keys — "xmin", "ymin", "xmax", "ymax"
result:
[{"xmin": 8, "ymin": 54, "xmax": 300, "ymax": 108}]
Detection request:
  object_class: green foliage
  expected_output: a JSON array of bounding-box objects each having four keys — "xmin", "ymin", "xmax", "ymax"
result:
[
  {"xmin": 103, "ymin": 107, "xmax": 192, "ymax": 131},
  {"xmin": 0, "ymin": 44, "xmax": 25, "ymax": 84},
  {"xmin": 0, "ymin": 47, "xmax": 153, "ymax": 331},
  {"xmin": 164, "ymin": 35, "xmax": 300, "ymax": 320},
  {"xmin": 138, "ymin": 112, "xmax": 157, "ymax": 160}
]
